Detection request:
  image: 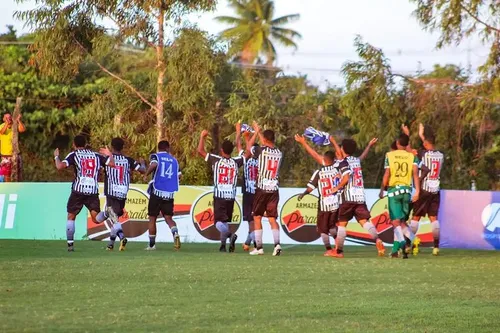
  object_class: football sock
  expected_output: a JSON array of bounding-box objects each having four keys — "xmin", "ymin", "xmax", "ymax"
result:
[
  {"xmin": 392, "ymin": 226, "xmax": 404, "ymax": 253},
  {"xmin": 336, "ymin": 226, "xmax": 346, "ymax": 253},
  {"xmin": 171, "ymin": 226, "xmax": 178, "ymax": 236},
  {"xmin": 96, "ymin": 211, "xmax": 107, "ymax": 223},
  {"xmin": 245, "ymin": 231, "xmax": 252, "ymax": 246},
  {"xmin": 363, "ymin": 222, "xmax": 378, "ymax": 240},
  {"xmin": 329, "ymin": 227, "xmax": 337, "ymax": 239},
  {"xmin": 410, "ymin": 220, "xmax": 419, "ymax": 235},
  {"xmin": 215, "ymin": 222, "xmax": 230, "ymax": 243},
  {"xmin": 254, "ymin": 229, "xmax": 263, "ymax": 249},
  {"xmin": 321, "ymin": 233, "xmax": 332, "ymax": 250},
  {"xmin": 431, "ymin": 220, "xmax": 440, "ymax": 248},
  {"xmin": 108, "ymin": 223, "xmax": 118, "ymax": 247},
  {"xmin": 149, "ymin": 235, "xmax": 156, "ymax": 247},
  {"xmin": 66, "ymin": 220, "xmax": 75, "ymax": 246},
  {"xmin": 272, "ymin": 228, "xmax": 280, "ymax": 246}
]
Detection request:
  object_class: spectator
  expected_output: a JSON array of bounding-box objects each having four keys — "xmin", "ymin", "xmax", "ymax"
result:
[{"xmin": 0, "ymin": 113, "xmax": 26, "ymax": 182}]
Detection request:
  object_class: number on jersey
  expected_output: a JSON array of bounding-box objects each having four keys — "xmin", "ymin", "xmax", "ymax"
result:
[{"xmin": 160, "ymin": 162, "xmax": 174, "ymax": 179}]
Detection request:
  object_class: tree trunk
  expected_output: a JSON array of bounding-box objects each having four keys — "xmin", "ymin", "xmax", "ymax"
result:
[
  {"xmin": 155, "ymin": 4, "xmax": 166, "ymax": 142},
  {"xmin": 11, "ymin": 97, "xmax": 21, "ymax": 182}
]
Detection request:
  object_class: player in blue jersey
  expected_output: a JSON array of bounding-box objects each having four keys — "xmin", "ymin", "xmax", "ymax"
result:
[{"xmin": 143, "ymin": 140, "xmax": 181, "ymax": 251}]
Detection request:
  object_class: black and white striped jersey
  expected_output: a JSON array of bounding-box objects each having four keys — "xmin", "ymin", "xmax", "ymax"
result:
[
  {"xmin": 307, "ymin": 160, "xmax": 350, "ymax": 212},
  {"xmin": 63, "ymin": 149, "xmax": 108, "ymax": 195},
  {"xmin": 251, "ymin": 146, "xmax": 282, "ymax": 192},
  {"xmin": 340, "ymin": 156, "xmax": 364, "ymax": 204},
  {"xmin": 418, "ymin": 150, "xmax": 444, "ymax": 193},
  {"xmin": 239, "ymin": 150, "xmax": 259, "ymax": 194},
  {"xmin": 104, "ymin": 154, "xmax": 141, "ymax": 199},
  {"xmin": 206, "ymin": 153, "xmax": 245, "ymax": 200}
]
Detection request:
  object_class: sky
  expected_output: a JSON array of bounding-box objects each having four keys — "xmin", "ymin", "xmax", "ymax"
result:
[{"xmin": 0, "ymin": 0, "xmax": 490, "ymax": 88}]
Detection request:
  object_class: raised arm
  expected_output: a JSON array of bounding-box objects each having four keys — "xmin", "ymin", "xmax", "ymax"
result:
[
  {"xmin": 418, "ymin": 123, "xmax": 426, "ymax": 142},
  {"xmin": 295, "ymin": 134, "xmax": 324, "ymax": 165},
  {"xmin": 329, "ymin": 135, "xmax": 343, "ymax": 159},
  {"xmin": 245, "ymin": 124, "xmax": 259, "ymax": 156},
  {"xmin": 253, "ymin": 121, "xmax": 265, "ymax": 144},
  {"xmin": 401, "ymin": 124, "xmax": 414, "ymax": 153},
  {"xmin": 235, "ymin": 123, "xmax": 242, "ymax": 154},
  {"xmin": 412, "ymin": 164, "xmax": 421, "ymax": 202},
  {"xmin": 53, "ymin": 148, "xmax": 67, "ymax": 170},
  {"xmin": 99, "ymin": 147, "xmax": 115, "ymax": 167},
  {"xmin": 359, "ymin": 138, "xmax": 378, "ymax": 161},
  {"xmin": 197, "ymin": 130, "xmax": 209, "ymax": 159},
  {"xmin": 380, "ymin": 168, "xmax": 390, "ymax": 199},
  {"xmin": 16, "ymin": 114, "xmax": 26, "ymax": 133}
]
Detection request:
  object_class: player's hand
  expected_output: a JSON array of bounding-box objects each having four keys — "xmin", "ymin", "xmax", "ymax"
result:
[
  {"xmin": 99, "ymin": 146, "xmax": 112, "ymax": 156},
  {"xmin": 379, "ymin": 190, "xmax": 385, "ymax": 199},
  {"xmin": 419, "ymin": 123, "xmax": 425, "ymax": 138},
  {"xmin": 298, "ymin": 193, "xmax": 305, "ymax": 201},
  {"xmin": 294, "ymin": 134, "xmax": 306, "ymax": 144},
  {"xmin": 16, "ymin": 114, "xmax": 22, "ymax": 122},
  {"xmin": 412, "ymin": 191, "xmax": 420, "ymax": 203},
  {"xmin": 235, "ymin": 122, "xmax": 241, "ymax": 134},
  {"xmin": 401, "ymin": 124, "xmax": 410, "ymax": 136},
  {"xmin": 242, "ymin": 131, "xmax": 250, "ymax": 139},
  {"xmin": 252, "ymin": 121, "xmax": 260, "ymax": 133},
  {"xmin": 54, "ymin": 148, "xmax": 59, "ymax": 158},
  {"xmin": 369, "ymin": 138, "xmax": 378, "ymax": 146},
  {"xmin": 200, "ymin": 130, "xmax": 209, "ymax": 138}
]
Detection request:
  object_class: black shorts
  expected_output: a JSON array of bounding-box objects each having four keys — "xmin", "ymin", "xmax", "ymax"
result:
[
  {"xmin": 252, "ymin": 189, "xmax": 279, "ymax": 218},
  {"xmin": 67, "ymin": 192, "xmax": 100, "ymax": 215},
  {"xmin": 243, "ymin": 192, "xmax": 255, "ymax": 222},
  {"xmin": 412, "ymin": 190, "xmax": 440, "ymax": 217},
  {"xmin": 317, "ymin": 210, "xmax": 338, "ymax": 234},
  {"xmin": 148, "ymin": 194, "xmax": 174, "ymax": 217},
  {"xmin": 338, "ymin": 202, "xmax": 371, "ymax": 222},
  {"xmin": 214, "ymin": 197, "xmax": 235, "ymax": 223},
  {"xmin": 106, "ymin": 196, "xmax": 126, "ymax": 217}
]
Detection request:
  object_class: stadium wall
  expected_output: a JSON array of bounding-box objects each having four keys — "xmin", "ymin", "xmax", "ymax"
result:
[{"xmin": 0, "ymin": 183, "xmax": 499, "ymax": 250}]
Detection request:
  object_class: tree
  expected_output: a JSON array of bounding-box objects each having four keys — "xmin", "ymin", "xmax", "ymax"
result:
[
  {"xmin": 15, "ymin": 0, "xmax": 217, "ymax": 143},
  {"xmin": 215, "ymin": 0, "xmax": 301, "ymax": 65}
]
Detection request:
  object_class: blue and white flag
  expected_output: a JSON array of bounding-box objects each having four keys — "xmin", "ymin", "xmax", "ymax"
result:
[
  {"xmin": 304, "ymin": 127, "xmax": 330, "ymax": 146},
  {"xmin": 241, "ymin": 123, "xmax": 255, "ymax": 133}
]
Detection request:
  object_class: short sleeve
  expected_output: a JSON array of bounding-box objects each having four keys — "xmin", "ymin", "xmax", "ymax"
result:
[
  {"xmin": 233, "ymin": 156, "xmax": 245, "ymax": 168},
  {"xmin": 62, "ymin": 152, "xmax": 75, "ymax": 167},
  {"xmin": 251, "ymin": 146, "xmax": 262, "ymax": 158},
  {"xmin": 307, "ymin": 170, "xmax": 320, "ymax": 189},
  {"xmin": 97, "ymin": 153, "xmax": 109, "ymax": 167},
  {"xmin": 413, "ymin": 155, "xmax": 419, "ymax": 165},
  {"xmin": 205, "ymin": 153, "xmax": 221, "ymax": 166},
  {"xmin": 150, "ymin": 154, "xmax": 158, "ymax": 165},
  {"xmin": 338, "ymin": 160, "xmax": 352, "ymax": 176},
  {"xmin": 384, "ymin": 154, "xmax": 389, "ymax": 169},
  {"xmin": 129, "ymin": 157, "xmax": 141, "ymax": 171}
]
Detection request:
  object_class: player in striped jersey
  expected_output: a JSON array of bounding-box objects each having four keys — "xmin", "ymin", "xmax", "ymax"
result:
[
  {"xmin": 245, "ymin": 122, "xmax": 283, "ymax": 256},
  {"xmin": 144, "ymin": 140, "xmax": 181, "ymax": 251},
  {"xmin": 198, "ymin": 130, "xmax": 245, "ymax": 252},
  {"xmin": 236, "ymin": 123, "xmax": 259, "ymax": 251},
  {"xmin": 54, "ymin": 135, "xmax": 114, "ymax": 252},
  {"xmin": 410, "ymin": 124, "xmax": 444, "ymax": 256},
  {"xmin": 327, "ymin": 136, "xmax": 386, "ymax": 256},
  {"xmin": 100, "ymin": 138, "xmax": 146, "ymax": 251},
  {"xmin": 295, "ymin": 134, "xmax": 351, "ymax": 257}
]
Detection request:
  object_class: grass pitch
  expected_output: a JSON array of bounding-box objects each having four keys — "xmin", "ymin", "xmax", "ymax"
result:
[{"xmin": 1, "ymin": 241, "xmax": 500, "ymax": 333}]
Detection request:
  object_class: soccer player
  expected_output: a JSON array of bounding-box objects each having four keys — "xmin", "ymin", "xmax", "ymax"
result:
[
  {"xmin": 236, "ymin": 124, "xmax": 259, "ymax": 251},
  {"xmin": 410, "ymin": 124, "xmax": 444, "ymax": 256},
  {"xmin": 245, "ymin": 122, "xmax": 283, "ymax": 256},
  {"xmin": 198, "ymin": 129, "xmax": 244, "ymax": 252},
  {"xmin": 101, "ymin": 137, "xmax": 146, "ymax": 251},
  {"xmin": 326, "ymin": 136, "xmax": 385, "ymax": 257},
  {"xmin": 54, "ymin": 135, "xmax": 114, "ymax": 252},
  {"xmin": 380, "ymin": 134, "xmax": 420, "ymax": 258},
  {"xmin": 295, "ymin": 134, "xmax": 351, "ymax": 257},
  {"xmin": 144, "ymin": 140, "xmax": 181, "ymax": 251}
]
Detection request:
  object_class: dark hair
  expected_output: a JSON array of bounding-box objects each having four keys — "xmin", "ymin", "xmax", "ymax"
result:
[
  {"xmin": 222, "ymin": 140, "xmax": 234, "ymax": 155},
  {"xmin": 323, "ymin": 150, "xmax": 336, "ymax": 162},
  {"xmin": 341, "ymin": 139, "xmax": 357, "ymax": 155},
  {"xmin": 390, "ymin": 141, "xmax": 397, "ymax": 150},
  {"xmin": 425, "ymin": 134, "xmax": 435, "ymax": 144},
  {"xmin": 252, "ymin": 143, "xmax": 259, "ymax": 148},
  {"xmin": 111, "ymin": 137, "xmax": 124, "ymax": 152},
  {"xmin": 158, "ymin": 140, "xmax": 170, "ymax": 151},
  {"xmin": 73, "ymin": 135, "xmax": 86, "ymax": 148},
  {"xmin": 398, "ymin": 134, "xmax": 409, "ymax": 147},
  {"xmin": 263, "ymin": 129, "xmax": 275, "ymax": 143}
]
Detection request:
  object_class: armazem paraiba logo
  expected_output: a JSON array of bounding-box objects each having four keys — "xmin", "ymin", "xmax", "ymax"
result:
[
  {"xmin": 279, "ymin": 193, "xmax": 320, "ymax": 243},
  {"xmin": 0, "ymin": 194, "xmax": 17, "ymax": 229},
  {"xmin": 191, "ymin": 191, "xmax": 241, "ymax": 241}
]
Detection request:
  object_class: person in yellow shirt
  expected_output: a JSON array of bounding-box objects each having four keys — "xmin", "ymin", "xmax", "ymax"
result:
[
  {"xmin": 380, "ymin": 134, "xmax": 420, "ymax": 258},
  {"xmin": 0, "ymin": 113, "xmax": 26, "ymax": 182}
]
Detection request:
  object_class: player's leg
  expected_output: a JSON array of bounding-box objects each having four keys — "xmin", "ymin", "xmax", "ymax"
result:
[
  {"xmin": 66, "ymin": 193, "xmax": 83, "ymax": 251},
  {"xmin": 214, "ymin": 198, "xmax": 230, "ymax": 252},
  {"xmin": 388, "ymin": 194, "xmax": 406, "ymax": 258},
  {"xmin": 267, "ymin": 192, "xmax": 281, "ymax": 256},
  {"xmin": 317, "ymin": 211, "xmax": 334, "ymax": 255},
  {"xmin": 115, "ymin": 199, "xmax": 127, "ymax": 251},
  {"xmin": 225, "ymin": 200, "xmax": 238, "ymax": 253},
  {"xmin": 102, "ymin": 198, "xmax": 122, "ymax": 250},
  {"xmin": 243, "ymin": 193, "xmax": 255, "ymax": 251},
  {"xmin": 146, "ymin": 194, "xmax": 161, "ymax": 250},
  {"xmin": 335, "ymin": 204, "xmax": 354, "ymax": 258},
  {"xmin": 429, "ymin": 192, "xmax": 441, "ymax": 255},
  {"xmin": 250, "ymin": 190, "xmax": 265, "ymax": 255},
  {"xmin": 355, "ymin": 204, "xmax": 384, "ymax": 256},
  {"xmin": 161, "ymin": 199, "xmax": 180, "ymax": 250}
]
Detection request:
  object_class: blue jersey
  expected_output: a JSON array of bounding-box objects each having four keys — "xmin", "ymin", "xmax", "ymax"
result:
[{"xmin": 149, "ymin": 152, "xmax": 181, "ymax": 199}]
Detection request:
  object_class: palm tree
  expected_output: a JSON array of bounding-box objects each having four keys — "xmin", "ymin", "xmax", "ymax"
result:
[{"xmin": 215, "ymin": 0, "xmax": 301, "ymax": 66}]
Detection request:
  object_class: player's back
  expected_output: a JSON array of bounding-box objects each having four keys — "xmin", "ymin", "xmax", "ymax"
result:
[
  {"xmin": 242, "ymin": 156, "xmax": 259, "ymax": 194},
  {"xmin": 419, "ymin": 150, "xmax": 444, "ymax": 193},
  {"xmin": 342, "ymin": 155, "xmax": 366, "ymax": 203},
  {"xmin": 104, "ymin": 154, "xmax": 138, "ymax": 199},
  {"xmin": 385, "ymin": 150, "xmax": 417, "ymax": 187},
  {"xmin": 254, "ymin": 146, "xmax": 282, "ymax": 192},
  {"xmin": 64, "ymin": 149, "xmax": 105, "ymax": 195}
]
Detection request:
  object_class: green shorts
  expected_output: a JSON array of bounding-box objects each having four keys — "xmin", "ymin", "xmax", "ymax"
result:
[{"xmin": 387, "ymin": 187, "xmax": 412, "ymax": 221}]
